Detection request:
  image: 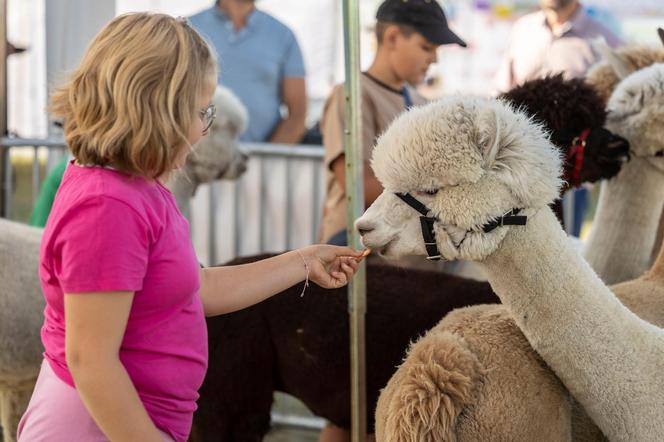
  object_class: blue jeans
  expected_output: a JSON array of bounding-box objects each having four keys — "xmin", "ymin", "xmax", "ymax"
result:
[{"xmin": 572, "ymin": 187, "xmax": 588, "ymax": 237}]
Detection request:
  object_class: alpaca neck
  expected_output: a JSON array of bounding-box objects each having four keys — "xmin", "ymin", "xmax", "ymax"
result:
[
  {"xmin": 583, "ymin": 157, "xmax": 664, "ymax": 284},
  {"xmin": 648, "ymin": 240, "xmax": 664, "ymax": 282},
  {"xmin": 652, "ymin": 208, "xmax": 664, "ymax": 270},
  {"xmin": 481, "ymin": 207, "xmax": 664, "ymax": 441},
  {"xmin": 165, "ymin": 168, "xmax": 198, "ymax": 220}
]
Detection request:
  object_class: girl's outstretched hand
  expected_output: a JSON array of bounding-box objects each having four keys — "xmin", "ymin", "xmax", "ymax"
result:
[{"xmin": 300, "ymin": 245, "xmax": 365, "ymax": 289}]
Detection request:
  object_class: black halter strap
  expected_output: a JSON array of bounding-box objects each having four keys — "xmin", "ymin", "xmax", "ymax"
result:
[
  {"xmin": 482, "ymin": 208, "xmax": 528, "ymax": 233},
  {"xmin": 395, "ymin": 192, "xmax": 528, "ymax": 260},
  {"xmin": 395, "ymin": 193, "xmax": 441, "ymax": 260},
  {"xmin": 395, "ymin": 192, "xmax": 431, "ymax": 217}
]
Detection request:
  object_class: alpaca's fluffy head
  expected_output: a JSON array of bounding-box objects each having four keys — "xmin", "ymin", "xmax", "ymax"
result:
[
  {"xmin": 184, "ymin": 85, "xmax": 249, "ymax": 183},
  {"xmin": 606, "ymin": 63, "xmax": 664, "ymax": 172},
  {"xmin": 500, "ymin": 74, "xmax": 627, "ymax": 189},
  {"xmin": 356, "ymin": 96, "xmax": 563, "ymax": 261},
  {"xmin": 587, "ymin": 45, "xmax": 664, "ymax": 105}
]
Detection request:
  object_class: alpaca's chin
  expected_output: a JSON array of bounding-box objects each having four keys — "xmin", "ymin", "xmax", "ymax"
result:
[
  {"xmin": 647, "ymin": 156, "xmax": 664, "ymax": 173},
  {"xmin": 375, "ymin": 239, "xmax": 430, "ymax": 260},
  {"xmin": 361, "ymin": 238, "xmax": 392, "ymax": 257},
  {"xmin": 375, "ymin": 243, "xmax": 405, "ymax": 260},
  {"xmin": 225, "ymin": 161, "xmax": 247, "ymax": 179}
]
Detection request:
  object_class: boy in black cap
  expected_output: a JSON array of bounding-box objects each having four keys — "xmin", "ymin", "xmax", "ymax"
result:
[
  {"xmin": 320, "ymin": 0, "xmax": 466, "ymax": 249},
  {"xmin": 376, "ymin": 0, "xmax": 466, "ymax": 47},
  {"xmin": 318, "ymin": 1, "xmax": 465, "ymax": 438}
]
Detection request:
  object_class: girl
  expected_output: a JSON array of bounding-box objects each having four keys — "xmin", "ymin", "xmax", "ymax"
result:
[{"xmin": 17, "ymin": 13, "xmax": 361, "ymax": 442}]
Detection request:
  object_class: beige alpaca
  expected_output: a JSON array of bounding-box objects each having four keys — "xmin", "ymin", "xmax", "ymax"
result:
[
  {"xmin": 583, "ymin": 48, "xmax": 664, "ymax": 284},
  {"xmin": 357, "ymin": 93, "xmax": 664, "ymax": 441},
  {"xmin": 375, "ymin": 239, "xmax": 664, "ymax": 442},
  {"xmin": 586, "ymin": 45, "xmax": 664, "ymax": 106},
  {"xmin": 375, "ymin": 303, "xmax": 573, "ymax": 442}
]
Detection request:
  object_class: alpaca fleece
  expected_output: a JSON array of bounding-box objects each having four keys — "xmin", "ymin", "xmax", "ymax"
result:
[{"xmin": 359, "ymin": 94, "xmax": 664, "ymax": 441}]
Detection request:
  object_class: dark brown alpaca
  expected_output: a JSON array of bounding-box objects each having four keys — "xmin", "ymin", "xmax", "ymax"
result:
[
  {"xmin": 190, "ymin": 76, "xmax": 628, "ymax": 441},
  {"xmin": 499, "ymin": 74, "xmax": 629, "ymax": 222},
  {"xmin": 190, "ymin": 256, "xmax": 496, "ymax": 441}
]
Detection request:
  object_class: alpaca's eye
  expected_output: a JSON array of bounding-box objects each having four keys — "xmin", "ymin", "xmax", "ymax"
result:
[{"xmin": 418, "ymin": 189, "xmax": 439, "ymax": 196}]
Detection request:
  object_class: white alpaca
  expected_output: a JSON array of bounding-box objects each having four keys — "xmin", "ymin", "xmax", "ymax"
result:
[
  {"xmin": 583, "ymin": 53, "xmax": 664, "ymax": 284},
  {"xmin": 584, "ymin": 42, "xmax": 664, "ymax": 276},
  {"xmin": 0, "ymin": 85, "xmax": 248, "ymax": 442},
  {"xmin": 167, "ymin": 85, "xmax": 249, "ymax": 219},
  {"xmin": 0, "ymin": 221, "xmax": 43, "ymax": 442},
  {"xmin": 369, "ymin": 61, "xmax": 664, "ymax": 442},
  {"xmin": 357, "ymin": 95, "xmax": 664, "ymax": 441}
]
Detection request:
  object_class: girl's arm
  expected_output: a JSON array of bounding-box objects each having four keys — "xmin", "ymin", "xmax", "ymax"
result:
[
  {"xmin": 200, "ymin": 245, "xmax": 363, "ymax": 317},
  {"xmin": 65, "ymin": 292, "xmax": 165, "ymax": 442}
]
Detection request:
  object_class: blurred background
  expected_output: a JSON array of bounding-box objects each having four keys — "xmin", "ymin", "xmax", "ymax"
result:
[
  {"xmin": 6, "ymin": 0, "xmax": 664, "ymax": 140},
  {"xmin": 4, "ymin": 0, "xmax": 664, "ymax": 263}
]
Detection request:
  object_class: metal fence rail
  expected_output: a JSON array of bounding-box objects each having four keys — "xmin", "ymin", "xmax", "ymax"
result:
[
  {"xmin": 0, "ymin": 137, "xmax": 326, "ymax": 265},
  {"xmin": 1, "ymin": 137, "xmax": 68, "ymax": 219},
  {"xmin": 192, "ymin": 142, "xmax": 325, "ymax": 265}
]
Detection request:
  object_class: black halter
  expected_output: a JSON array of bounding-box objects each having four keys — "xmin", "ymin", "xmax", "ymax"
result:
[
  {"xmin": 395, "ymin": 192, "xmax": 528, "ymax": 261},
  {"xmin": 394, "ymin": 193, "xmax": 442, "ymax": 260}
]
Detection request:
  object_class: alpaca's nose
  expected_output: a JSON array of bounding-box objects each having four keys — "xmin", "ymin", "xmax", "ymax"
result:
[{"xmin": 355, "ymin": 220, "xmax": 374, "ymax": 236}]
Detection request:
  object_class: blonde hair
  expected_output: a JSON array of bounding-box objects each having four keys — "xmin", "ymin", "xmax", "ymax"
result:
[{"xmin": 50, "ymin": 13, "xmax": 217, "ymax": 179}]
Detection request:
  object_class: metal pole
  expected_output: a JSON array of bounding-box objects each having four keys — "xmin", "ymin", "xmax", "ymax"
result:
[
  {"xmin": 0, "ymin": 0, "xmax": 8, "ymax": 217},
  {"xmin": 341, "ymin": 1, "xmax": 366, "ymax": 441}
]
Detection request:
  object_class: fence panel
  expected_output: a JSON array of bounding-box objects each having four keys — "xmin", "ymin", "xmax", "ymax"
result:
[
  {"xmin": 1, "ymin": 138, "xmax": 326, "ymax": 266},
  {"xmin": 191, "ymin": 143, "xmax": 326, "ymax": 266}
]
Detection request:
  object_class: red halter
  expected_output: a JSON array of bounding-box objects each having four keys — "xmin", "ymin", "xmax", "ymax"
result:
[{"xmin": 567, "ymin": 128, "xmax": 591, "ymax": 185}]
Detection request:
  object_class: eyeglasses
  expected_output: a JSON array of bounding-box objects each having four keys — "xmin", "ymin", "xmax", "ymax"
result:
[{"xmin": 200, "ymin": 104, "xmax": 217, "ymax": 134}]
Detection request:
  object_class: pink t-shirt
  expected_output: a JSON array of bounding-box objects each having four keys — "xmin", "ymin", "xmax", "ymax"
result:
[{"xmin": 39, "ymin": 161, "xmax": 207, "ymax": 442}]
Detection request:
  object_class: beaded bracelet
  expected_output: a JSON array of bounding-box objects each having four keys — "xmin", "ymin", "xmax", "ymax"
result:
[{"xmin": 295, "ymin": 249, "xmax": 310, "ymax": 297}]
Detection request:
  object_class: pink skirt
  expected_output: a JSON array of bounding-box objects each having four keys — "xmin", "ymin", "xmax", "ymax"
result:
[{"xmin": 17, "ymin": 359, "xmax": 174, "ymax": 441}]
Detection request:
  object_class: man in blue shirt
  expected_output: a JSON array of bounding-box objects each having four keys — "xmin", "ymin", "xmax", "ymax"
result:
[{"xmin": 190, "ymin": 0, "xmax": 307, "ymax": 143}]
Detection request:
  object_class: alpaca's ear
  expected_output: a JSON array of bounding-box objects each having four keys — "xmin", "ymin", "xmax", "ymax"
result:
[
  {"xmin": 477, "ymin": 107, "xmax": 500, "ymax": 169},
  {"xmin": 592, "ymin": 38, "xmax": 632, "ymax": 79},
  {"xmin": 658, "ymin": 28, "xmax": 664, "ymax": 47}
]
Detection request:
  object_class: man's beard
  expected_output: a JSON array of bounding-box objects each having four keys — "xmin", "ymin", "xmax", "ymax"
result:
[
  {"xmin": 540, "ymin": 0, "xmax": 576, "ymax": 11},
  {"xmin": 218, "ymin": 0, "xmax": 255, "ymax": 5}
]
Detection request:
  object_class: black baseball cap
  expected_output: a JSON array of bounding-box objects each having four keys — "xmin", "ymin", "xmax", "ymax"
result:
[{"xmin": 376, "ymin": 0, "xmax": 467, "ymax": 47}]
